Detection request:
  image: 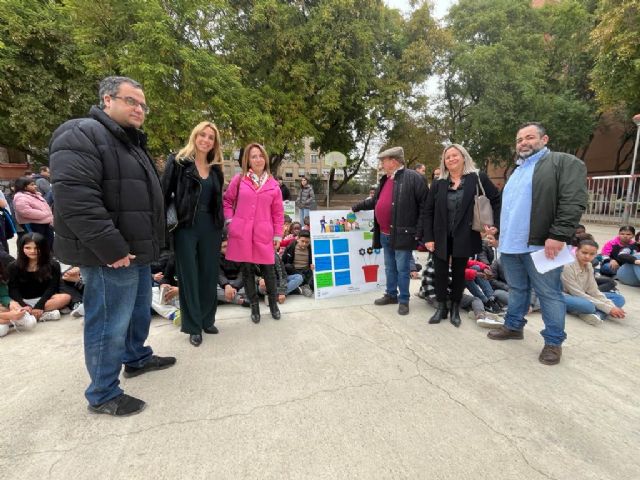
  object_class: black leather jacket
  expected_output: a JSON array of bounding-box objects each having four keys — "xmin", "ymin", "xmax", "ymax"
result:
[
  {"xmin": 160, "ymin": 154, "xmax": 224, "ymax": 230},
  {"xmin": 352, "ymin": 168, "xmax": 428, "ymax": 250}
]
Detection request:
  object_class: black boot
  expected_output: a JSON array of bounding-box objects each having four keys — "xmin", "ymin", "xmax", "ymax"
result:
[
  {"xmin": 450, "ymin": 302, "xmax": 461, "ymax": 327},
  {"xmin": 429, "ymin": 302, "xmax": 449, "ymax": 324},
  {"xmin": 250, "ymin": 303, "xmax": 261, "ymax": 324},
  {"xmin": 268, "ymin": 296, "xmax": 281, "ymax": 320}
]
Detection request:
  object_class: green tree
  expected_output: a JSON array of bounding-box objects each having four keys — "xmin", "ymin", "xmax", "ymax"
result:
[
  {"xmin": 0, "ymin": 0, "xmax": 92, "ymax": 160},
  {"xmin": 65, "ymin": 0, "xmax": 264, "ymax": 156},
  {"xmin": 590, "ymin": 0, "xmax": 640, "ymax": 115},
  {"xmin": 435, "ymin": 0, "xmax": 598, "ymax": 172}
]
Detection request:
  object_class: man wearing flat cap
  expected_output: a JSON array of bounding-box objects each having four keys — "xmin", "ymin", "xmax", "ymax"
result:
[{"xmin": 353, "ymin": 146, "xmax": 428, "ymax": 315}]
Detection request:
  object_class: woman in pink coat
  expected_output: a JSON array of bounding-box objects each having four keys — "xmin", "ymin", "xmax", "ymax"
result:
[
  {"xmin": 13, "ymin": 176, "xmax": 54, "ymax": 249},
  {"xmin": 223, "ymin": 143, "xmax": 284, "ymax": 324}
]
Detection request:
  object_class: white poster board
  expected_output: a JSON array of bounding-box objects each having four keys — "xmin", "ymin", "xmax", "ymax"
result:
[
  {"xmin": 283, "ymin": 200, "xmax": 296, "ymax": 219},
  {"xmin": 310, "ymin": 210, "xmax": 385, "ymax": 299}
]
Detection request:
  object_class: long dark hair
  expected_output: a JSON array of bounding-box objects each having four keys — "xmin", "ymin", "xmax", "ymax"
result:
[
  {"xmin": 14, "ymin": 177, "xmax": 35, "ymax": 193},
  {"xmin": 16, "ymin": 233, "xmax": 52, "ymax": 281}
]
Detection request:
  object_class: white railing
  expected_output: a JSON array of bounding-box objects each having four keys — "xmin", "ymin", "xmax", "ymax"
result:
[{"xmin": 583, "ymin": 175, "xmax": 640, "ymax": 224}]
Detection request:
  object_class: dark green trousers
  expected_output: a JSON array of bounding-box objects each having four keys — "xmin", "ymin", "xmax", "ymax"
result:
[{"xmin": 174, "ymin": 212, "xmax": 222, "ymax": 335}]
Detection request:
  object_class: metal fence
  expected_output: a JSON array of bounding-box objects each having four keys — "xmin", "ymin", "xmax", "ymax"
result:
[{"xmin": 582, "ymin": 175, "xmax": 640, "ymax": 224}]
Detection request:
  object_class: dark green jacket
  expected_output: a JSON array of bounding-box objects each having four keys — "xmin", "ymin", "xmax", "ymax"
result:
[{"xmin": 528, "ymin": 151, "xmax": 587, "ymax": 245}]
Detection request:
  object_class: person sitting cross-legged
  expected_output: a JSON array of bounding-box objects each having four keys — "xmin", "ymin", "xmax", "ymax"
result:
[
  {"xmin": 282, "ymin": 230, "xmax": 314, "ymax": 297},
  {"xmin": 420, "ymin": 255, "xmax": 502, "ymax": 328},
  {"xmin": 562, "ymin": 239, "xmax": 625, "ymax": 326}
]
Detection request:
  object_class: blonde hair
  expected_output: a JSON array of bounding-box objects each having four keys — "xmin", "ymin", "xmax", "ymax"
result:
[
  {"xmin": 175, "ymin": 121, "xmax": 223, "ymax": 165},
  {"xmin": 438, "ymin": 144, "xmax": 478, "ymax": 179},
  {"xmin": 241, "ymin": 143, "xmax": 270, "ymax": 175}
]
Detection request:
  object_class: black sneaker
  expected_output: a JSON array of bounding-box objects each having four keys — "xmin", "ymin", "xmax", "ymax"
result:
[
  {"xmin": 123, "ymin": 355, "xmax": 177, "ymax": 378},
  {"xmin": 88, "ymin": 393, "xmax": 146, "ymax": 417}
]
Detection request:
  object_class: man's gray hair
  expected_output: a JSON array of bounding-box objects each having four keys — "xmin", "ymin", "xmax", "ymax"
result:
[
  {"xmin": 517, "ymin": 122, "xmax": 546, "ymax": 137},
  {"xmin": 98, "ymin": 76, "xmax": 143, "ymax": 109}
]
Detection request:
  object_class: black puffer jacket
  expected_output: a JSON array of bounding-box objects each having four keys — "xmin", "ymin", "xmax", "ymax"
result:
[
  {"xmin": 49, "ymin": 106, "xmax": 165, "ymax": 266},
  {"xmin": 352, "ymin": 168, "xmax": 428, "ymax": 250},
  {"xmin": 160, "ymin": 154, "xmax": 224, "ymax": 230}
]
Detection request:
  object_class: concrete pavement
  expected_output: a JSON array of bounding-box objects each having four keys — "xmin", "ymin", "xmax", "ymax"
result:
[{"xmin": 0, "ymin": 224, "xmax": 638, "ymax": 479}]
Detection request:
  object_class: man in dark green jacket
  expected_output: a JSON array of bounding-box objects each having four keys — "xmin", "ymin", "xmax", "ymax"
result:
[{"xmin": 487, "ymin": 122, "xmax": 587, "ymax": 366}]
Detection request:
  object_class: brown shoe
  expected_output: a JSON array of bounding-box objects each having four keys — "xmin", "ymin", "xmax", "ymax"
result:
[
  {"xmin": 374, "ymin": 295, "xmax": 399, "ymax": 306},
  {"xmin": 398, "ymin": 303, "xmax": 409, "ymax": 315},
  {"xmin": 538, "ymin": 345, "xmax": 562, "ymax": 365},
  {"xmin": 487, "ymin": 325, "xmax": 524, "ymax": 340}
]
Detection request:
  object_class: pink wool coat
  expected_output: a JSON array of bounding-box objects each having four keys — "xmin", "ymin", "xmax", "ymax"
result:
[
  {"xmin": 223, "ymin": 174, "xmax": 284, "ymax": 264},
  {"xmin": 13, "ymin": 191, "xmax": 53, "ymax": 225}
]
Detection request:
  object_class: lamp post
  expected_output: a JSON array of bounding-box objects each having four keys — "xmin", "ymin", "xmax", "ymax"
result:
[{"xmin": 621, "ymin": 114, "xmax": 640, "ymax": 224}]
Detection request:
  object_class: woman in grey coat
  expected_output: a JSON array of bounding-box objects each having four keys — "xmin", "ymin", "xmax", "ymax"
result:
[{"xmin": 296, "ymin": 176, "xmax": 315, "ymax": 224}]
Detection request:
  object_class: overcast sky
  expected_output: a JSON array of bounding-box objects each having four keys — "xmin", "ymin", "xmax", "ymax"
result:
[{"xmin": 384, "ymin": 0, "xmax": 456, "ymax": 19}]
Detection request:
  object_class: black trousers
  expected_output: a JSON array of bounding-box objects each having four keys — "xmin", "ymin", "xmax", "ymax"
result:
[
  {"xmin": 433, "ymin": 235, "xmax": 468, "ymax": 302},
  {"xmin": 174, "ymin": 213, "xmax": 222, "ymax": 335},
  {"xmin": 242, "ymin": 263, "xmax": 277, "ymax": 304}
]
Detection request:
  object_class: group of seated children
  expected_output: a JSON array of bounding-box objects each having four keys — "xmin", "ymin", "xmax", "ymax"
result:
[
  {"xmin": 1, "ymin": 233, "xmax": 77, "ymax": 337},
  {"xmin": 3, "ymin": 222, "xmax": 633, "ymax": 338},
  {"xmin": 420, "ymin": 224, "xmax": 629, "ymax": 330}
]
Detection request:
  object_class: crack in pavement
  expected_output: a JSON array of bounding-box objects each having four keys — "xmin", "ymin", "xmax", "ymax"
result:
[
  {"xmin": 2, "ymin": 375, "xmax": 416, "ymax": 462},
  {"xmin": 366, "ymin": 309, "xmax": 557, "ymax": 480}
]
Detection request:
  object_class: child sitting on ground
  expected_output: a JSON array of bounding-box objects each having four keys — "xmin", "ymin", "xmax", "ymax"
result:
[
  {"xmin": 562, "ymin": 239, "xmax": 626, "ymax": 325},
  {"xmin": 218, "ymin": 233, "xmax": 249, "ymax": 306},
  {"xmin": 420, "ymin": 255, "xmax": 503, "ymax": 328},
  {"xmin": 599, "ymin": 225, "xmax": 636, "ymax": 277},
  {"xmin": 8, "ymin": 233, "xmax": 71, "ymax": 321},
  {"xmin": 0, "ymin": 259, "xmax": 36, "ymax": 337},
  {"xmin": 282, "ymin": 230, "xmax": 314, "ymax": 296},
  {"xmin": 465, "ymin": 259, "xmax": 503, "ymax": 313},
  {"xmin": 258, "ymin": 252, "xmax": 309, "ymax": 303}
]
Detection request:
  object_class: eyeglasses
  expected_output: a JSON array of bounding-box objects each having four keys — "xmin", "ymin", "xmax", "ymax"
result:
[{"xmin": 111, "ymin": 95, "xmax": 150, "ymax": 114}]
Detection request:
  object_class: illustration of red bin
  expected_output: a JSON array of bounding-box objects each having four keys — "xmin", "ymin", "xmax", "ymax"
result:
[{"xmin": 362, "ymin": 264, "xmax": 379, "ymax": 283}]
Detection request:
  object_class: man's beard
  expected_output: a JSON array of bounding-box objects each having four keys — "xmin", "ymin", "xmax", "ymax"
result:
[{"xmin": 518, "ymin": 145, "xmax": 543, "ymax": 159}]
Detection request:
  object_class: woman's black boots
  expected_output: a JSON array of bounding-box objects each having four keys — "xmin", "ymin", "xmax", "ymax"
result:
[
  {"xmin": 268, "ymin": 296, "xmax": 281, "ymax": 320},
  {"xmin": 429, "ymin": 302, "xmax": 449, "ymax": 324},
  {"xmin": 250, "ymin": 303, "xmax": 261, "ymax": 323},
  {"xmin": 450, "ymin": 302, "xmax": 461, "ymax": 327}
]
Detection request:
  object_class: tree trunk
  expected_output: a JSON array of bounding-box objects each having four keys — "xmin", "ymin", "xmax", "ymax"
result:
[{"xmin": 332, "ymin": 132, "xmax": 373, "ymax": 193}]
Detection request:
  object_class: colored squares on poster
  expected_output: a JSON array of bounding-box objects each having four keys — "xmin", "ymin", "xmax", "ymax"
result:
[
  {"xmin": 334, "ymin": 270, "xmax": 351, "ymax": 286},
  {"xmin": 333, "ymin": 255, "xmax": 350, "ymax": 270},
  {"xmin": 363, "ymin": 231, "xmax": 373, "ymax": 240},
  {"xmin": 315, "ymin": 256, "xmax": 332, "ymax": 272},
  {"xmin": 315, "ymin": 272, "xmax": 333, "ymax": 288},
  {"xmin": 332, "ymin": 239, "xmax": 349, "ymax": 254},
  {"xmin": 314, "ymin": 240, "xmax": 331, "ymax": 255}
]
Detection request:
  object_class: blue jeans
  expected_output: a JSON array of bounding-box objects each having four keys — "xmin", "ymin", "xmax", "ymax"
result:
[
  {"xmin": 564, "ymin": 292, "xmax": 625, "ymax": 320},
  {"xmin": 599, "ymin": 262, "xmax": 618, "ymax": 277},
  {"xmin": 286, "ymin": 274, "xmax": 304, "ymax": 294},
  {"xmin": 466, "ymin": 271, "xmax": 495, "ymax": 303},
  {"xmin": 501, "ymin": 253, "xmax": 567, "ymax": 346},
  {"xmin": 299, "ymin": 208, "xmax": 310, "ymax": 224},
  {"xmin": 380, "ymin": 233, "xmax": 412, "ymax": 304},
  {"xmin": 617, "ymin": 263, "xmax": 640, "ymax": 286},
  {"xmin": 80, "ymin": 264, "xmax": 154, "ymax": 406}
]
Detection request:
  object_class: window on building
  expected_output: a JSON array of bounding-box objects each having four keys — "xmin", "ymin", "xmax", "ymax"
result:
[
  {"xmin": 285, "ymin": 168, "xmax": 293, "ymax": 178},
  {"xmin": 298, "ymin": 168, "xmax": 306, "ymax": 177},
  {"xmin": 310, "ymin": 168, "xmax": 318, "ymax": 178},
  {"xmin": 311, "ymin": 153, "xmax": 318, "ymax": 163}
]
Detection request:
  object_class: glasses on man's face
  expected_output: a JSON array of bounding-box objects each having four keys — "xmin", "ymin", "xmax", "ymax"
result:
[{"xmin": 111, "ymin": 95, "xmax": 150, "ymax": 114}]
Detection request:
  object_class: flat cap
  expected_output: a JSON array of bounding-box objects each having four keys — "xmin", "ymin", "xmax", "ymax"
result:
[{"xmin": 377, "ymin": 146, "xmax": 404, "ymax": 164}]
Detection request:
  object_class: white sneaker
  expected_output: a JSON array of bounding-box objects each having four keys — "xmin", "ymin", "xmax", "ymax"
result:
[
  {"xmin": 579, "ymin": 313, "xmax": 603, "ymax": 326},
  {"xmin": 39, "ymin": 310, "xmax": 61, "ymax": 322},
  {"xmin": 71, "ymin": 303, "xmax": 84, "ymax": 317},
  {"xmin": 14, "ymin": 312, "xmax": 37, "ymax": 330},
  {"xmin": 0, "ymin": 324, "xmax": 9, "ymax": 337},
  {"xmin": 476, "ymin": 316, "xmax": 504, "ymax": 328},
  {"xmin": 300, "ymin": 285, "xmax": 314, "ymax": 297}
]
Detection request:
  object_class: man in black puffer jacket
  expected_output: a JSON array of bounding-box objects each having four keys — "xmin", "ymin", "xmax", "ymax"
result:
[
  {"xmin": 49, "ymin": 76, "xmax": 175, "ymax": 417},
  {"xmin": 352, "ymin": 147, "xmax": 428, "ymax": 316}
]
